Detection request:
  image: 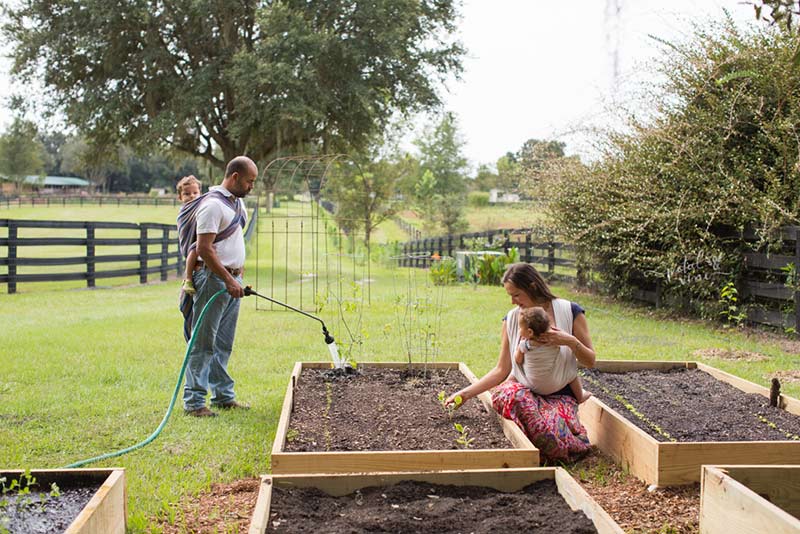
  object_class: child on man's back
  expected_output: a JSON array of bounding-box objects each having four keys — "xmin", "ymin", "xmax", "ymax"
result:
[
  {"xmin": 514, "ymin": 306, "xmax": 591, "ymax": 403},
  {"xmin": 176, "ymin": 175, "xmax": 202, "ymax": 294}
]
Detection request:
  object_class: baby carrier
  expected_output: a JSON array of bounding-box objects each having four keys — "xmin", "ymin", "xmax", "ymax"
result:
[{"xmin": 177, "ymin": 190, "xmax": 246, "ymax": 341}]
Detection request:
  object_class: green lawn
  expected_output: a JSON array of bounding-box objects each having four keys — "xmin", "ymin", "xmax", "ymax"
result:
[{"xmin": 2, "ymin": 204, "xmax": 799, "ymax": 532}]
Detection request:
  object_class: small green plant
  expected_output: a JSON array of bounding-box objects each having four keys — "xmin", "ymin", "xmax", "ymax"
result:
[
  {"xmin": 453, "ymin": 423, "xmax": 474, "ymax": 449},
  {"xmin": 473, "ymin": 248, "xmax": 520, "ymax": 285},
  {"xmin": 718, "ymin": 281, "xmax": 746, "ymax": 328},
  {"xmin": 437, "ymin": 391, "xmax": 462, "ymax": 420},
  {"xmin": 429, "ymin": 256, "xmax": 457, "ymax": 286}
]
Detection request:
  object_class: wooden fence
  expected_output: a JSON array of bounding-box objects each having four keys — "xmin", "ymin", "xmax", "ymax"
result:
[
  {"xmin": 1, "ymin": 207, "xmax": 257, "ymax": 294},
  {"xmin": 740, "ymin": 226, "xmax": 800, "ymax": 330},
  {"xmin": 397, "ymin": 228, "xmax": 579, "ymax": 282},
  {"xmin": 0, "ymin": 219, "xmax": 182, "ymax": 294},
  {"xmin": 0, "ymin": 195, "xmax": 260, "ymax": 209},
  {"xmin": 395, "ymin": 225, "xmax": 800, "ymax": 331}
]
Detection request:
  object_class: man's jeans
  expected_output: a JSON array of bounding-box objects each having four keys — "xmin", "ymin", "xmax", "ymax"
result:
[{"xmin": 183, "ymin": 267, "xmax": 241, "ymax": 410}]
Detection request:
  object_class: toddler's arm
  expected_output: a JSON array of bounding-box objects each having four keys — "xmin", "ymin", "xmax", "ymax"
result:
[{"xmin": 514, "ymin": 339, "xmax": 528, "ymax": 365}]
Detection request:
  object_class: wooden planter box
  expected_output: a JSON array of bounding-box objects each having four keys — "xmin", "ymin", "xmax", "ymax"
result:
[
  {"xmin": 270, "ymin": 362, "xmax": 538, "ymax": 474},
  {"xmin": 700, "ymin": 465, "xmax": 800, "ymax": 534},
  {"xmin": 578, "ymin": 361, "xmax": 800, "ymax": 487},
  {"xmin": 249, "ymin": 467, "xmax": 624, "ymax": 534},
  {"xmin": 0, "ymin": 468, "xmax": 126, "ymax": 534}
]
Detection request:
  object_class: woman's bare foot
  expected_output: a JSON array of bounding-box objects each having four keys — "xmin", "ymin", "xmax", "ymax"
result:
[{"xmin": 578, "ymin": 390, "xmax": 593, "ymax": 404}]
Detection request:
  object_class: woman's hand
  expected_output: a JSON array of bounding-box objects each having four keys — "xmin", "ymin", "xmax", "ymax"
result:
[
  {"xmin": 445, "ymin": 391, "xmax": 469, "ymax": 408},
  {"xmin": 537, "ymin": 326, "xmax": 575, "ymax": 347}
]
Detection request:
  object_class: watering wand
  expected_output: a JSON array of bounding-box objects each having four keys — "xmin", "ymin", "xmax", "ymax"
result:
[{"xmin": 244, "ymin": 286, "xmax": 335, "ymax": 345}]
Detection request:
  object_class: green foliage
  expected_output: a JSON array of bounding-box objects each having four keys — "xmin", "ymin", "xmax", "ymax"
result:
[
  {"xmin": 473, "ymin": 248, "xmax": 520, "ymax": 285},
  {"xmin": 467, "ymin": 191, "xmax": 490, "ymax": 207},
  {"xmin": 718, "ymin": 282, "xmax": 746, "ymax": 328},
  {"xmin": 0, "ymin": 118, "xmax": 44, "ymax": 183},
  {"xmin": 544, "ymin": 21, "xmax": 800, "ymax": 315},
  {"xmin": 430, "ymin": 257, "xmax": 457, "ymax": 286},
  {"xmin": 453, "ymin": 422, "xmax": 474, "ymax": 448},
  {"xmin": 5, "ymin": 1, "xmax": 464, "ymax": 168},
  {"xmin": 437, "ymin": 391, "xmax": 461, "ymax": 420}
]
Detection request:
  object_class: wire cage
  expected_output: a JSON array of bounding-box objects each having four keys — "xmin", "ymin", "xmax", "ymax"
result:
[{"xmin": 253, "ymin": 154, "xmax": 372, "ymax": 360}]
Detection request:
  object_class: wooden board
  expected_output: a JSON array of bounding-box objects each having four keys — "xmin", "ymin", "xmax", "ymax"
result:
[
  {"xmin": 270, "ymin": 362, "xmax": 539, "ymax": 474},
  {"xmin": 700, "ymin": 466, "xmax": 800, "ymax": 534},
  {"xmin": 249, "ymin": 468, "xmax": 624, "ymax": 534},
  {"xmin": 579, "ymin": 361, "xmax": 800, "ymax": 487},
  {"xmin": 0, "ymin": 468, "xmax": 126, "ymax": 534}
]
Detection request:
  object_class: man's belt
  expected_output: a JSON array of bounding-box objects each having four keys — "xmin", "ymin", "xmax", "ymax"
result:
[{"xmin": 195, "ymin": 261, "xmax": 242, "ymax": 277}]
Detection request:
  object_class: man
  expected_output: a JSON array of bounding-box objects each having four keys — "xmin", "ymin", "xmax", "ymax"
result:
[{"xmin": 183, "ymin": 156, "xmax": 257, "ymax": 417}]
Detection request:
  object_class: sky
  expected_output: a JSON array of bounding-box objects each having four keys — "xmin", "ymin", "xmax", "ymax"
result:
[{"xmin": 0, "ymin": 0, "xmax": 760, "ymax": 171}]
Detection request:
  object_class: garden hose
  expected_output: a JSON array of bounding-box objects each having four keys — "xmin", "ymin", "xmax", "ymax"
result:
[{"xmin": 63, "ymin": 288, "xmax": 228, "ymax": 469}]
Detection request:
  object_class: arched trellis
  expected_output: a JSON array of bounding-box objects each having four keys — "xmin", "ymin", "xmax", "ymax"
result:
[{"xmin": 253, "ymin": 154, "xmax": 371, "ymax": 360}]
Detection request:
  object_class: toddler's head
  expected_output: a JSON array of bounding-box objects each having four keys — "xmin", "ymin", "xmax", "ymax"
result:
[
  {"xmin": 519, "ymin": 306, "xmax": 550, "ymax": 340},
  {"xmin": 177, "ymin": 175, "xmax": 201, "ymax": 203}
]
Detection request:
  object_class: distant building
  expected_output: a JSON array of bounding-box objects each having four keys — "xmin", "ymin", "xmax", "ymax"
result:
[
  {"xmin": 488, "ymin": 188, "xmax": 520, "ymax": 204},
  {"xmin": 0, "ymin": 175, "xmax": 92, "ymax": 195}
]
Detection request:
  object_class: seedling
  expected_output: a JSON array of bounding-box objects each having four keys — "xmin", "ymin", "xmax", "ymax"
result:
[
  {"xmin": 453, "ymin": 423, "xmax": 474, "ymax": 449},
  {"xmin": 437, "ymin": 391, "xmax": 462, "ymax": 420}
]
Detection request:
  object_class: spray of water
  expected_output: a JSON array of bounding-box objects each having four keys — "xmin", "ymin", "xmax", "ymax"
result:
[{"xmin": 327, "ymin": 341, "xmax": 344, "ymax": 369}]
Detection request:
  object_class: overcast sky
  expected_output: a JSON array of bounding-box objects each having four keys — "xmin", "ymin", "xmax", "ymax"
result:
[{"xmin": 0, "ymin": 1, "xmax": 760, "ymax": 170}]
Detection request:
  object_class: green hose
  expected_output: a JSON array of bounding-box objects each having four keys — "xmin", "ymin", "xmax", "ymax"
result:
[{"xmin": 64, "ymin": 288, "xmax": 229, "ymax": 469}]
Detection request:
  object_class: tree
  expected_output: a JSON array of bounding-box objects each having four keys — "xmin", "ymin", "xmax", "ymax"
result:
[
  {"xmin": 414, "ymin": 112, "xmax": 469, "ymax": 196},
  {"xmin": 325, "ymin": 156, "xmax": 408, "ymax": 249},
  {"xmin": 60, "ymin": 136, "xmax": 123, "ymax": 193},
  {"xmin": 0, "ymin": 118, "xmax": 44, "ymax": 186},
  {"xmin": 546, "ymin": 21, "xmax": 800, "ymax": 314},
  {"xmin": 5, "ymin": 1, "xmax": 464, "ymax": 170}
]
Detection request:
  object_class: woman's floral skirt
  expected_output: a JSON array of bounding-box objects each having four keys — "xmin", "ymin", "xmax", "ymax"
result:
[{"xmin": 491, "ymin": 380, "xmax": 591, "ymax": 461}]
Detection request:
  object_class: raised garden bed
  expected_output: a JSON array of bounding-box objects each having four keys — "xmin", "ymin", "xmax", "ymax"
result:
[
  {"xmin": 577, "ymin": 361, "xmax": 800, "ymax": 487},
  {"xmin": 700, "ymin": 465, "xmax": 800, "ymax": 534},
  {"xmin": 270, "ymin": 362, "xmax": 538, "ymax": 474},
  {"xmin": 249, "ymin": 467, "xmax": 623, "ymax": 533},
  {"xmin": 0, "ymin": 468, "xmax": 126, "ymax": 534}
]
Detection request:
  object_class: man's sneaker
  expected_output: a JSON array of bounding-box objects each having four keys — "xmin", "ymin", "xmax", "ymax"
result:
[{"xmin": 185, "ymin": 406, "xmax": 217, "ymax": 417}]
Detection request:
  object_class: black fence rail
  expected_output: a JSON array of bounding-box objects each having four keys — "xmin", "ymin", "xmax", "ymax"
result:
[
  {"xmin": 740, "ymin": 225, "xmax": 800, "ymax": 330},
  {"xmin": 0, "ymin": 219, "xmax": 182, "ymax": 294},
  {"xmin": 0, "ymin": 195, "xmax": 260, "ymax": 209},
  {"xmin": 1, "ymin": 205, "xmax": 258, "ymax": 294},
  {"xmin": 397, "ymin": 228, "xmax": 579, "ymax": 282}
]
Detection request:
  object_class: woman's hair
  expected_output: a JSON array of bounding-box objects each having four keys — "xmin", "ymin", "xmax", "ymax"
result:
[
  {"xmin": 176, "ymin": 175, "xmax": 201, "ymax": 198},
  {"xmin": 502, "ymin": 263, "xmax": 556, "ymax": 303},
  {"xmin": 520, "ymin": 306, "xmax": 550, "ymax": 336}
]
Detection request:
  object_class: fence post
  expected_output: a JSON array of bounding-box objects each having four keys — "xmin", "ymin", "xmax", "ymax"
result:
[
  {"xmin": 139, "ymin": 226, "xmax": 148, "ymax": 284},
  {"xmin": 795, "ymin": 228, "xmax": 800, "ymax": 332},
  {"xmin": 7, "ymin": 221, "xmax": 17, "ymax": 294},
  {"xmin": 548, "ymin": 242, "xmax": 556, "ymax": 276},
  {"xmin": 86, "ymin": 223, "xmax": 96, "ymax": 288},
  {"xmin": 524, "ymin": 232, "xmax": 532, "ymax": 263},
  {"xmin": 161, "ymin": 226, "xmax": 169, "ymax": 281}
]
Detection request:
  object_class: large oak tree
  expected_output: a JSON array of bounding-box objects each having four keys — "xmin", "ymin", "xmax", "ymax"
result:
[{"xmin": 4, "ymin": 0, "xmax": 464, "ymax": 168}]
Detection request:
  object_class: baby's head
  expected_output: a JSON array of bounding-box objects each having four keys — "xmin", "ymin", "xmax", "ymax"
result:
[
  {"xmin": 177, "ymin": 175, "xmax": 201, "ymax": 203},
  {"xmin": 519, "ymin": 306, "xmax": 550, "ymax": 339}
]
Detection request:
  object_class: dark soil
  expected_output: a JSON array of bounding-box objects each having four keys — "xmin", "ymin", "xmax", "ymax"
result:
[
  {"xmin": 1, "ymin": 485, "xmax": 97, "ymax": 534},
  {"xmin": 268, "ymin": 479, "xmax": 597, "ymax": 533},
  {"xmin": 581, "ymin": 367, "xmax": 800, "ymax": 442},
  {"xmin": 284, "ymin": 366, "xmax": 511, "ymax": 451}
]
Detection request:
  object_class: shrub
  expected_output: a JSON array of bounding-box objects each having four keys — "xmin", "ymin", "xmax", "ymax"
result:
[
  {"xmin": 468, "ymin": 191, "xmax": 490, "ymax": 207},
  {"xmin": 430, "ymin": 256, "xmax": 457, "ymax": 285},
  {"xmin": 539, "ymin": 21, "xmax": 800, "ymax": 316}
]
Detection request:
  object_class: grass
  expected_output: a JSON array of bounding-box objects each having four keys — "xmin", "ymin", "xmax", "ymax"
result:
[{"xmin": 2, "ymin": 204, "xmax": 800, "ymax": 531}]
